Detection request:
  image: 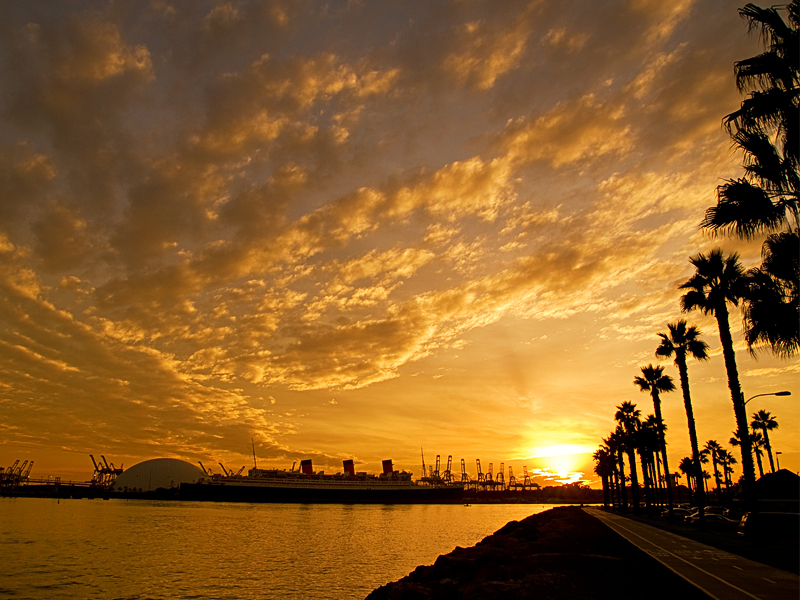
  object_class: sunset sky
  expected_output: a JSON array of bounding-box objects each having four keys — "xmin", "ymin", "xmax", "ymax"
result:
[{"xmin": 1, "ymin": 0, "xmax": 796, "ymax": 487}]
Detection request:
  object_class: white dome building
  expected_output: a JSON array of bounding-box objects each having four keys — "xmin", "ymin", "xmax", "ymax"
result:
[{"xmin": 113, "ymin": 458, "xmax": 205, "ymax": 492}]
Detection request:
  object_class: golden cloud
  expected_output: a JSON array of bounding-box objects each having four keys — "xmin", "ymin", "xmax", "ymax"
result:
[{"xmin": 443, "ymin": 20, "xmax": 530, "ymax": 90}]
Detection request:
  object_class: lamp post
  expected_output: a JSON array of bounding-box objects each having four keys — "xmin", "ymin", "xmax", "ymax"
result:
[
  {"xmin": 738, "ymin": 391, "xmax": 791, "ymax": 504},
  {"xmin": 776, "ymin": 452, "xmax": 782, "ymax": 470},
  {"xmin": 744, "ymin": 391, "xmax": 790, "ymax": 478},
  {"xmin": 744, "ymin": 390, "xmax": 791, "ymax": 406}
]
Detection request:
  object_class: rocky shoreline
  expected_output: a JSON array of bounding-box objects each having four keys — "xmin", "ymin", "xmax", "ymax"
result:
[{"xmin": 366, "ymin": 506, "xmax": 711, "ymax": 600}]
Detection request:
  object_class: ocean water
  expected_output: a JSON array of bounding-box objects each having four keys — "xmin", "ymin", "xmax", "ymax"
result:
[{"xmin": 0, "ymin": 498, "xmax": 561, "ymax": 599}]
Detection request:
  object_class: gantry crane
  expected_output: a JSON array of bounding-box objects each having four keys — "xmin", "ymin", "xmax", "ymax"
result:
[
  {"xmin": 89, "ymin": 454, "xmax": 123, "ymax": 488},
  {"xmin": 0, "ymin": 459, "xmax": 32, "ymax": 489},
  {"xmin": 441, "ymin": 455, "xmax": 453, "ymax": 483},
  {"xmin": 523, "ymin": 466, "xmax": 532, "ymax": 490}
]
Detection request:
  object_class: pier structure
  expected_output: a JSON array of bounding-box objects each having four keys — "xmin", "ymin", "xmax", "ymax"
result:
[{"xmin": 1, "ymin": 455, "xmax": 126, "ymax": 499}]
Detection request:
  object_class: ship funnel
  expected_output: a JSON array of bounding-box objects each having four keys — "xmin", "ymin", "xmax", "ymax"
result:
[
  {"xmin": 343, "ymin": 459, "xmax": 356, "ymax": 476},
  {"xmin": 300, "ymin": 459, "xmax": 313, "ymax": 475},
  {"xmin": 382, "ymin": 459, "xmax": 393, "ymax": 475}
]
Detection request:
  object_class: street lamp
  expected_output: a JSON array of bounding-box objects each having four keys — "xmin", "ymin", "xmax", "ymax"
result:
[
  {"xmin": 776, "ymin": 452, "xmax": 782, "ymax": 470},
  {"xmin": 736, "ymin": 391, "xmax": 791, "ymax": 503},
  {"xmin": 744, "ymin": 390, "xmax": 791, "ymax": 405}
]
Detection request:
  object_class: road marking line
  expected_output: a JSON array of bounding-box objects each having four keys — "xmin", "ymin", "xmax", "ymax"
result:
[
  {"xmin": 732, "ymin": 566, "xmax": 743, "ymax": 571},
  {"xmin": 589, "ymin": 511, "xmax": 762, "ymax": 600},
  {"xmin": 762, "ymin": 578, "xmax": 776, "ymax": 584}
]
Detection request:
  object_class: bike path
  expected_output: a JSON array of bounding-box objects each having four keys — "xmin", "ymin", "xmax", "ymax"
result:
[{"xmin": 585, "ymin": 507, "xmax": 799, "ymax": 600}]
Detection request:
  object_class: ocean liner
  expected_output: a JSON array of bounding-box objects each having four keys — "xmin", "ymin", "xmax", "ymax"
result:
[{"xmin": 179, "ymin": 459, "xmax": 465, "ymax": 504}]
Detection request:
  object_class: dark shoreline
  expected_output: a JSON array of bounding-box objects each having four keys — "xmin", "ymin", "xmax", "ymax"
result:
[{"xmin": 366, "ymin": 505, "xmax": 796, "ymax": 600}]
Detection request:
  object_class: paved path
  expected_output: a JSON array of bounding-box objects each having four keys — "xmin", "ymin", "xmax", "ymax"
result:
[{"xmin": 585, "ymin": 508, "xmax": 799, "ymax": 600}]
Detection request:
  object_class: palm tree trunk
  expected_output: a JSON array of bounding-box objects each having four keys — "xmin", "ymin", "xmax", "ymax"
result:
[
  {"xmin": 650, "ymin": 455, "xmax": 660, "ymax": 507},
  {"xmin": 715, "ymin": 303, "xmax": 757, "ymax": 495},
  {"xmin": 763, "ymin": 429, "xmax": 776, "ymax": 472},
  {"xmin": 755, "ymin": 446, "xmax": 764, "ymax": 477},
  {"xmin": 640, "ymin": 452, "xmax": 650, "ymax": 509},
  {"xmin": 677, "ymin": 356, "xmax": 705, "ymax": 517},
  {"xmin": 654, "ymin": 451, "xmax": 663, "ymax": 506},
  {"xmin": 618, "ymin": 450, "xmax": 627, "ymax": 511},
  {"xmin": 652, "ymin": 390, "xmax": 674, "ymax": 515},
  {"xmin": 627, "ymin": 448, "xmax": 640, "ymax": 514},
  {"xmin": 712, "ymin": 455, "xmax": 721, "ymax": 502}
]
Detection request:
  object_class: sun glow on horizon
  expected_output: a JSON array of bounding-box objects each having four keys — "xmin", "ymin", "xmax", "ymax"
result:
[
  {"xmin": 530, "ymin": 466, "xmax": 585, "ymax": 485},
  {"xmin": 519, "ymin": 445, "xmax": 594, "ymax": 484},
  {"xmin": 527, "ymin": 444, "xmax": 595, "ymax": 458}
]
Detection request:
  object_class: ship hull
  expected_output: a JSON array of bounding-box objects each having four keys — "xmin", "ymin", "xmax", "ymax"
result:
[{"xmin": 179, "ymin": 481, "xmax": 464, "ymax": 504}]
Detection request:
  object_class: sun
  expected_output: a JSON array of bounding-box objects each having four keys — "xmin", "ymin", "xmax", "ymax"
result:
[
  {"xmin": 526, "ymin": 444, "xmax": 594, "ymax": 483},
  {"xmin": 548, "ymin": 453, "xmax": 580, "ymax": 477}
]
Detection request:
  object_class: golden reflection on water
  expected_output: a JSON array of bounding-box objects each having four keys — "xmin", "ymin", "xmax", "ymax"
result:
[{"xmin": 0, "ymin": 499, "xmax": 559, "ymax": 599}]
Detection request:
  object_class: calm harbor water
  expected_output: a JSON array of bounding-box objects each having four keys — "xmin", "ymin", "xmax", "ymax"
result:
[{"xmin": 0, "ymin": 498, "xmax": 561, "ymax": 599}]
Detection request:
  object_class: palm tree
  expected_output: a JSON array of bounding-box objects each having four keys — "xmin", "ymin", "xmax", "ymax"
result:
[
  {"xmin": 702, "ymin": 1, "xmax": 799, "ymax": 358},
  {"xmin": 743, "ymin": 232, "xmax": 799, "ymax": 357},
  {"xmin": 615, "ymin": 401, "xmax": 642, "ymax": 514},
  {"xmin": 656, "ymin": 319, "xmax": 709, "ymax": 517},
  {"xmin": 709, "ymin": 1, "xmax": 798, "ymax": 235},
  {"xmin": 678, "ymin": 456, "xmax": 695, "ymax": 504},
  {"xmin": 593, "ymin": 447, "xmax": 615, "ymax": 508},
  {"xmin": 680, "ymin": 249, "xmax": 757, "ymax": 495},
  {"xmin": 606, "ymin": 428, "xmax": 627, "ymax": 511},
  {"xmin": 702, "ymin": 440, "xmax": 723, "ymax": 502},
  {"xmin": 698, "ymin": 450, "xmax": 712, "ymax": 495},
  {"xmin": 637, "ymin": 416, "xmax": 661, "ymax": 510},
  {"xmin": 718, "ymin": 448, "xmax": 737, "ymax": 489},
  {"xmin": 634, "ymin": 364, "xmax": 676, "ymax": 515},
  {"xmin": 731, "ymin": 428, "xmax": 766, "ymax": 478},
  {"xmin": 751, "ymin": 410, "xmax": 780, "ymax": 472},
  {"xmin": 702, "ymin": 470, "xmax": 713, "ymax": 495},
  {"xmin": 751, "ymin": 430, "xmax": 766, "ymax": 477}
]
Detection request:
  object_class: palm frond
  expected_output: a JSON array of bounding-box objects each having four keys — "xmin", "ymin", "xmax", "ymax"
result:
[
  {"xmin": 734, "ymin": 51, "xmax": 797, "ymax": 93},
  {"xmin": 761, "ymin": 231, "xmax": 800, "ymax": 286},
  {"xmin": 634, "ymin": 364, "xmax": 676, "ymax": 394},
  {"xmin": 685, "ymin": 337, "xmax": 710, "ymax": 361},
  {"xmin": 705, "ymin": 179, "xmax": 784, "ymax": 238},
  {"xmin": 739, "ymin": 3, "xmax": 793, "ymax": 51},
  {"xmin": 743, "ymin": 267, "xmax": 800, "ymax": 357},
  {"xmin": 680, "ymin": 289, "xmax": 710, "ymax": 314},
  {"xmin": 724, "ymin": 88, "xmax": 799, "ymax": 138}
]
